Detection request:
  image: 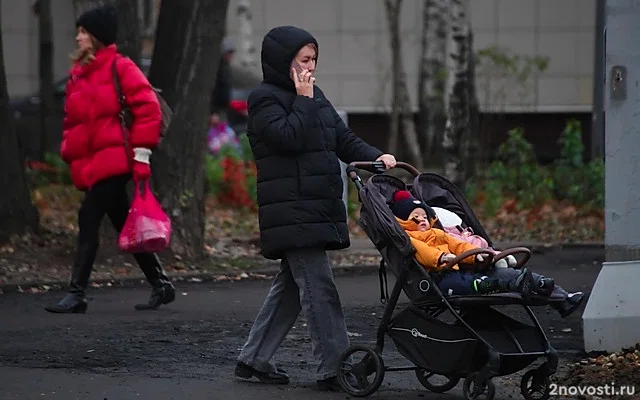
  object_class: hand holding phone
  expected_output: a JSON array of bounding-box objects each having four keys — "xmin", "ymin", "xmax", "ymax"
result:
[{"xmin": 290, "ymin": 60, "xmax": 314, "ymax": 98}]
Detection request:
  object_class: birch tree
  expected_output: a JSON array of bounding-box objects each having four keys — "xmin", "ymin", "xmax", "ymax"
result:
[
  {"xmin": 235, "ymin": 0, "xmax": 258, "ymax": 71},
  {"xmin": 384, "ymin": 0, "xmax": 423, "ymax": 169},
  {"xmin": 442, "ymin": 0, "xmax": 472, "ymax": 187},
  {"xmin": 417, "ymin": 0, "xmax": 448, "ymax": 166}
]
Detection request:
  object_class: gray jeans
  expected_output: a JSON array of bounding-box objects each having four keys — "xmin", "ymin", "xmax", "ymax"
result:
[{"xmin": 237, "ymin": 248, "xmax": 350, "ymax": 380}]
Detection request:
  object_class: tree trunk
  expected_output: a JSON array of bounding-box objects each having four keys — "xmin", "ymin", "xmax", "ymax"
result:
[
  {"xmin": 114, "ymin": 0, "xmax": 141, "ymax": 65},
  {"xmin": 417, "ymin": 0, "xmax": 448, "ymax": 167},
  {"xmin": 236, "ymin": 0, "xmax": 258, "ymax": 71},
  {"xmin": 385, "ymin": 0, "xmax": 401, "ymax": 156},
  {"xmin": 72, "ymin": 0, "xmax": 105, "ymax": 15},
  {"xmin": 384, "ymin": 0, "xmax": 423, "ymax": 169},
  {"xmin": 442, "ymin": 0, "xmax": 471, "ymax": 187},
  {"xmin": 36, "ymin": 0, "xmax": 54, "ymax": 161},
  {"xmin": 148, "ymin": 0, "xmax": 229, "ymax": 259},
  {"xmin": 466, "ymin": 29, "xmax": 480, "ymax": 179},
  {"xmin": 0, "ymin": 4, "xmax": 39, "ymax": 242}
]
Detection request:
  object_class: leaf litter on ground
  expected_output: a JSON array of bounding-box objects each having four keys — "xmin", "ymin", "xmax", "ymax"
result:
[{"xmin": 0, "ymin": 185, "xmax": 604, "ymax": 290}]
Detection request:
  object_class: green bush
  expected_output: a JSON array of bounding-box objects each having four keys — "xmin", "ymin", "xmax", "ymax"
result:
[
  {"xmin": 470, "ymin": 121, "xmax": 604, "ymax": 216},
  {"xmin": 553, "ymin": 119, "xmax": 604, "ymax": 208},
  {"xmin": 24, "ymin": 153, "xmax": 72, "ymax": 187}
]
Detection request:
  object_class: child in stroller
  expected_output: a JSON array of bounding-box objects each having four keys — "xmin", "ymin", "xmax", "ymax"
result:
[
  {"xmin": 335, "ymin": 161, "xmax": 578, "ymax": 399},
  {"xmin": 390, "ymin": 189, "xmax": 584, "ymax": 318}
]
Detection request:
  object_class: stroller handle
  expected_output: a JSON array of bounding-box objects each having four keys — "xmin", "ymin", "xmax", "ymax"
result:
[
  {"xmin": 442, "ymin": 248, "xmax": 495, "ymax": 271},
  {"xmin": 348, "ymin": 161, "xmax": 420, "ymax": 177}
]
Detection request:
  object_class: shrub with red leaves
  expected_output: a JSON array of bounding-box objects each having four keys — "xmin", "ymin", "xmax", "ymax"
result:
[{"xmin": 217, "ymin": 157, "xmax": 257, "ymax": 211}]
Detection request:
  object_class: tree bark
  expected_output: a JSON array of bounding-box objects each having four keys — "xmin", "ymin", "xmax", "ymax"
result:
[
  {"xmin": 36, "ymin": 0, "xmax": 54, "ymax": 161},
  {"xmin": 147, "ymin": 0, "xmax": 229, "ymax": 259},
  {"xmin": 384, "ymin": 0, "xmax": 423, "ymax": 169},
  {"xmin": 442, "ymin": 0, "xmax": 471, "ymax": 187},
  {"xmin": 113, "ymin": 0, "xmax": 141, "ymax": 65},
  {"xmin": 417, "ymin": 0, "xmax": 448, "ymax": 167},
  {"xmin": 0, "ymin": 4, "xmax": 39, "ymax": 242},
  {"xmin": 236, "ymin": 0, "xmax": 258, "ymax": 71},
  {"xmin": 72, "ymin": 0, "xmax": 105, "ymax": 16},
  {"xmin": 465, "ymin": 29, "xmax": 480, "ymax": 179},
  {"xmin": 385, "ymin": 0, "xmax": 401, "ymax": 156}
]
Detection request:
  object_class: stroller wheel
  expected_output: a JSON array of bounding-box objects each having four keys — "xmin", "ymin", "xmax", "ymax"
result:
[
  {"xmin": 463, "ymin": 373, "xmax": 496, "ymax": 400},
  {"xmin": 415, "ymin": 369, "xmax": 460, "ymax": 393},
  {"xmin": 520, "ymin": 369, "xmax": 551, "ymax": 400},
  {"xmin": 337, "ymin": 344, "xmax": 385, "ymax": 397}
]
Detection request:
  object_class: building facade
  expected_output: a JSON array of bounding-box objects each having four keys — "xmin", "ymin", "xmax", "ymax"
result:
[
  {"xmin": 223, "ymin": 0, "xmax": 596, "ymax": 114},
  {"xmin": 4, "ymin": 0, "xmax": 598, "ymax": 159}
]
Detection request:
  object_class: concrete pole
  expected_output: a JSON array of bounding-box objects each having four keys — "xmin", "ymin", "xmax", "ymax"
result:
[
  {"xmin": 582, "ymin": 0, "xmax": 640, "ymax": 352},
  {"xmin": 337, "ymin": 110, "xmax": 350, "ymax": 223}
]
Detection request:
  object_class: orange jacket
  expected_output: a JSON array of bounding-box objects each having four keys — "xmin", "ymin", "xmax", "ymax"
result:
[{"xmin": 396, "ymin": 217, "xmax": 478, "ymax": 271}]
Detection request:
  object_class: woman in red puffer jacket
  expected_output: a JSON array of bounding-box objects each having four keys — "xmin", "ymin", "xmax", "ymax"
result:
[{"xmin": 45, "ymin": 4, "xmax": 175, "ymax": 314}]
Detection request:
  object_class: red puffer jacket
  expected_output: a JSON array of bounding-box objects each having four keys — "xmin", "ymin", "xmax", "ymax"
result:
[{"xmin": 60, "ymin": 45, "xmax": 161, "ymax": 191}]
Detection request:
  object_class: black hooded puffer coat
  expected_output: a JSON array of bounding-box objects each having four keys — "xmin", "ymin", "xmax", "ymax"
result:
[{"xmin": 247, "ymin": 26, "xmax": 383, "ymax": 260}]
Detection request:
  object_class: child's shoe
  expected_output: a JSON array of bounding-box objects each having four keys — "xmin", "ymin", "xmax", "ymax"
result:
[
  {"xmin": 553, "ymin": 292, "xmax": 584, "ymax": 318},
  {"xmin": 534, "ymin": 277, "xmax": 555, "ymax": 296},
  {"xmin": 473, "ymin": 276, "xmax": 501, "ymax": 294}
]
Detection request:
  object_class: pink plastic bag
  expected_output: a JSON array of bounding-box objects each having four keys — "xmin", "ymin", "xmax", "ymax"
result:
[{"xmin": 118, "ymin": 180, "xmax": 172, "ymax": 253}]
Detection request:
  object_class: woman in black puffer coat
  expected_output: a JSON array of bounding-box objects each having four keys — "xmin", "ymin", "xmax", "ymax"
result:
[{"xmin": 234, "ymin": 26, "xmax": 396, "ymax": 391}]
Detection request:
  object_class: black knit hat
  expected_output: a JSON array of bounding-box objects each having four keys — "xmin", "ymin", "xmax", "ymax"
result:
[
  {"xmin": 76, "ymin": 4, "xmax": 118, "ymax": 46},
  {"xmin": 391, "ymin": 190, "xmax": 436, "ymax": 222}
]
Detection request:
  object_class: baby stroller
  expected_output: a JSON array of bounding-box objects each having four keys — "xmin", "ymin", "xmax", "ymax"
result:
[{"xmin": 336, "ymin": 161, "xmax": 565, "ymax": 400}]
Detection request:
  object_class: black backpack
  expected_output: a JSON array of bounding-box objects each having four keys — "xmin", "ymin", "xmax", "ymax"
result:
[{"xmin": 111, "ymin": 57, "xmax": 173, "ymax": 146}]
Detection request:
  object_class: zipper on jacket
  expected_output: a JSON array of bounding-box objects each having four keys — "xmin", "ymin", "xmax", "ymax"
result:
[
  {"xmin": 296, "ymin": 159, "xmax": 302, "ymax": 194},
  {"xmin": 332, "ymin": 222, "xmax": 343, "ymax": 244}
]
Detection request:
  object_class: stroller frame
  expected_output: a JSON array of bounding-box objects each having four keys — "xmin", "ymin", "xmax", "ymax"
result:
[{"xmin": 336, "ymin": 161, "xmax": 558, "ymax": 400}]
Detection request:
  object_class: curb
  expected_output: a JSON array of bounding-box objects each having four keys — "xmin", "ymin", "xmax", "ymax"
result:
[
  {"xmin": 0, "ymin": 243, "xmax": 604, "ymax": 294},
  {"xmin": 0, "ymin": 264, "xmax": 380, "ymax": 295}
]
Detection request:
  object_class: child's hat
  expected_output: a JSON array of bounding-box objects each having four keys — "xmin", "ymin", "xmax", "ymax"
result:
[{"xmin": 390, "ymin": 190, "xmax": 436, "ymax": 222}]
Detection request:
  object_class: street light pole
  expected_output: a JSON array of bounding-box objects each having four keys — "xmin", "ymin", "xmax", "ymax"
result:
[{"xmin": 583, "ymin": 0, "xmax": 640, "ymax": 352}]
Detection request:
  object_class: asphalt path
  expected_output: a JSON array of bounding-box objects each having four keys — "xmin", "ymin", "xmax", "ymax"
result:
[{"xmin": 0, "ymin": 248, "xmax": 603, "ymax": 400}]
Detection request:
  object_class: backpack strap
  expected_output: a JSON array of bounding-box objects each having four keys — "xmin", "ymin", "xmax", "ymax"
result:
[
  {"xmin": 112, "ymin": 57, "xmax": 126, "ymax": 110},
  {"xmin": 111, "ymin": 56, "xmax": 133, "ymax": 169}
]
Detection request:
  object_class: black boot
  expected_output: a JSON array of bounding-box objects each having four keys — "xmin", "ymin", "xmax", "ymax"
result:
[
  {"xmin": 134, "ymin": 282, "xmax": 176, "ymax": 310},
  {"xmin": 534, "ymin": 277, "xmax": 555, "ymax": 296},
  {"xmin": 235, "ymin": 362, "xmax": 290, "ymax": 384},
  {"xmin": 554, "ymin": 292, "xmax": 584, "ymax": 318},
  {"xmin": 134, "ymin": 253, "xmax": 175, "ymax": 310},
  {"xmin": 45, "ymin": 293, "xmax": 88, "ymax": 314}
]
